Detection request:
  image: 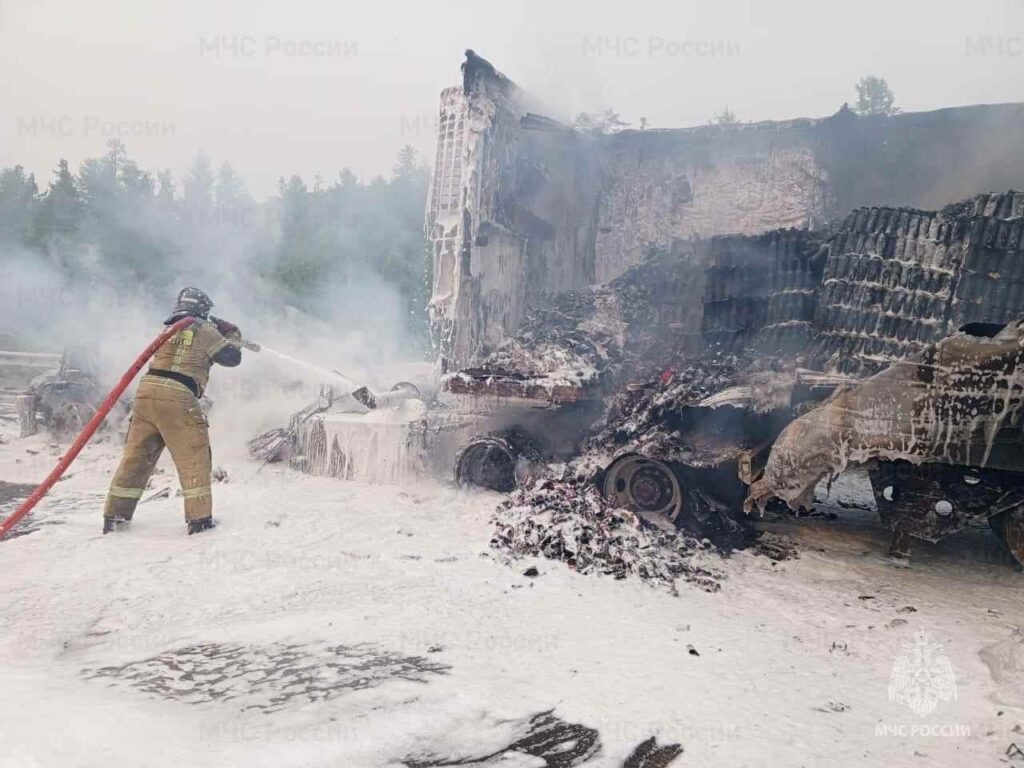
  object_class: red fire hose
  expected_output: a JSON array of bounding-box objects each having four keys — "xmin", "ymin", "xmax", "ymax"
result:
[{"xmin": 0, "ymin": 316, "xmax": 195, "ymax": 540}]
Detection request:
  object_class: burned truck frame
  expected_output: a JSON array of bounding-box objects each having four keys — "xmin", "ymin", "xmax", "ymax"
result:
[
  {"xmin": 264, "ymin": 52, "xmax": 1024, "ymax": 567},
  {"xmin": 428, "ymin": 51, "xmax": 1024, "ymax": 373},
  {"xmin": 444, "ymin": 186, "xmax": 1024, "ymax": 568},
  {"xmin": 670, "ymin": 194, "xmax": 1023, "ymax": 567},
  {"xmin": 425, "ymin": 52, "xmax": 1024, "ymax": 567}
]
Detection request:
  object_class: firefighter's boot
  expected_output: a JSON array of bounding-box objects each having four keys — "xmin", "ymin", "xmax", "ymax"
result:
[
  {"xmin": 102, "ymin": 517, "xmax": 131, "ymax": 534},
  {"xmin": 187, "ymin": 517, "xmax": 216, "ymax": 535}
]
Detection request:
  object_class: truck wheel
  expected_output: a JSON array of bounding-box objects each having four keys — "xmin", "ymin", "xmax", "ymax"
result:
[
  {"xmin": 601, "ymin": 454, "xmax": 684, "ymax": 527},
  {"xmin": 991, "ymin": 509, "xmax": 1024, "ymax": 570},
  {"xmin": 455, "ymin": 437, "xmax": 519, "ymax": 492}
]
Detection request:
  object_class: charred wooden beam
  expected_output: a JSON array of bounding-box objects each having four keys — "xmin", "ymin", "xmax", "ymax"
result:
[{"xmin": 444, "ymin": 372, "xmax": 591, "ymax": 405}]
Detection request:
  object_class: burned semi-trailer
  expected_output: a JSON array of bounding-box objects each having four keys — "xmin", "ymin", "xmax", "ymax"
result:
[
  {"xmin": 420, "ymin": 51, "xmax": 1024, "ymax": 567},
  {"xmin": 746, "ymin": 192, "xmax": 1024, "ymax": 565},
  {"xmin": 255, "ymin": 51, "xmax": 1024, "ymax": 569},
  {"xmin": 465, "ymin": 191, "xmax": 1024, "ymax": 568},
  {"xmin": 427, "ymin": 51, "xmax": 1024, "ymax": 372}
]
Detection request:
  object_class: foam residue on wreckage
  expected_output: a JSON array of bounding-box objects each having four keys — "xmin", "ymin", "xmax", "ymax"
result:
[
  {"xmin": 491, "ymin": 478, "xmax": 727, "ymax": 595},
  {"xmin": 470, "ymin": 254, "xmax": 798, "ymax": 594},
  {"xmin": 487, "ymin": 345, "xmax": 803, "ymax": 595}
]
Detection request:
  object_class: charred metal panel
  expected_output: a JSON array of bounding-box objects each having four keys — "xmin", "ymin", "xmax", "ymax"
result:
[
  {"xmin": 812, "ymin": 191, "xmax": 1024, "ymax": 374},
  {"xmin": 426, "ymin": 52, "xmax": 600, "ymax": 371},
  {"xmin": 444, "ymin": 371, "xmax": 591, "ymax": 404},
  {"xmin": 427, "ymin": 53, "xmax": 1024, "ymax": 373},
  {"xmin": 749, "ymin": 320, "xmax": 1024, "ymax": 515},
  {"xmin": 949, "ymin": 191, "xmax": 1024, "ymax": 328},
  {"xmin": 701, "ymin": 229, "xmax": 825, "ymax": 354}
]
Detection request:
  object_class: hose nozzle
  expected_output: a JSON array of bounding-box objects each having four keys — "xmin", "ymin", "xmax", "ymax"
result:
[{"xmin": 225, "ymin": 336, "xmax": 261, "ymax": 352}]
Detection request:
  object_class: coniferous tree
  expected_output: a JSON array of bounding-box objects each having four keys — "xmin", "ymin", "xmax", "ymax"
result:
[
  {"xmin": 0, "ymin": 144, "xmax": 433, "ymax": 349},
  {"xmin": 36, "ymin": 160, "xmax": 81, "ymax": 237},
  {"xmin": 214, "ymin": 162, "xmax": 252, "ymax": 229},
  {"xmin": 156, "ymin": 169, "xmax": 176, "ymax": 208},
  {"xmin": 0, "ymin": 166, "xmax": 39, "ymax": 245},
  {"xmin": 33, "ymin": 160, "xmax": 84, "ymax": 274},
  {"xmin": 182, "ymin": 152, "xmax": 215, "ymax": 230}
]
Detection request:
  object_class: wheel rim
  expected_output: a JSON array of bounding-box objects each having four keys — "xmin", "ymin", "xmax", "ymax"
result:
[
  {"xmin": 602, "ymin": 454, "xmax": 683, "ymax": 522},
  {"xmin": 455, "ymin": 438, "xmax": 518, "ymax": 492},
  {"xmin": 390, "ymin": 381, "xmax": 421, "ymax": 397}
]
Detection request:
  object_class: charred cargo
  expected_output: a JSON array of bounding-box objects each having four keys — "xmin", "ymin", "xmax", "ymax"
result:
[{"xmin": 447, "ymin": 191, "xmax": 1024, "ymax": 569}]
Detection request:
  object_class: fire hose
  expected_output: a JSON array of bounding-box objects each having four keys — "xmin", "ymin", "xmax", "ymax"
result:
[{"xmin": 0, "ymin": 317, "xmax": 258, "ymax": 540}]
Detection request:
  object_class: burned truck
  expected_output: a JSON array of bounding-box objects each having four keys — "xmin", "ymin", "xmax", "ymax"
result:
[
  {"xmin": 748, "ymin": 320, "xmax": 1024, "ymax": 563},
  {"xmin": 421, "ymin": 51, "xmax": 1024, "ymax": 565},
  {"xmin": 447, "ymin": 191, "xmax": 1024, "ymax": 569},
  {"xmin": 426, "ymin": 51, "xmax": 1024, "ymax": 377},
  {"xmin": 0, "ymin": 342, "xmax": 98, "ymax": 438},
  {"xmin": 259, "ymin": 52, "xmax": 1024, "ymax": 567}
]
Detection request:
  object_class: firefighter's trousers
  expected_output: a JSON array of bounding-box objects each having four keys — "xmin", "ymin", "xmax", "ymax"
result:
[{"xmin": 104, "ymin": 377, "xmax": 212, "ymax": 523}]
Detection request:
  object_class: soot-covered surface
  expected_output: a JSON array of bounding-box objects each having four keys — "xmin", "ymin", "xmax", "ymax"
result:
[
  {"xmin": 84, "ymin": 641, "xmax": 450, "ymax": 712},
  {"xmin": 446, "ymin": 251, "xmax": 705, "ymax": 403},
  {"xmin": 404, "ymin": 710, "xmax": 682, "ymax": 767},
  {"xmin": 492, "ymin": 479, "xmax": 725, "ymax": 594},
  {"xmin": 0, "ymin": 481, "xmax": 82, "ymax": 538}
]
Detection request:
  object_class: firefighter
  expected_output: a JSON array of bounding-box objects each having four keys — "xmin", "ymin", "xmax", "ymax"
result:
[{"xmin": 103, "ymin": 288, "xmax": 244, "ymax": 535}]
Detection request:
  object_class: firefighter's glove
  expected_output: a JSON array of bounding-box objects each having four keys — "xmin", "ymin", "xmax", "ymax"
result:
[{"xmin": 213, "ymin": 317, "xmax": 241, "ymax": 339}]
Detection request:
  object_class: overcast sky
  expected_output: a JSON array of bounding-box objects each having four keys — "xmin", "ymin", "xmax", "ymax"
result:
[{"xmin": 2, "ymin": 0, "xmax": 1022, "ymax": 199}]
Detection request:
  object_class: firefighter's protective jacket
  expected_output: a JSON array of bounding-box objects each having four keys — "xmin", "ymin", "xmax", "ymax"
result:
[{"xmin": 104, "ymin": 319, "xmax": 241, "ymax": 524}]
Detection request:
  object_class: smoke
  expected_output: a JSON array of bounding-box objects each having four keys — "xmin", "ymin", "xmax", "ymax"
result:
[
  {"xmin": 0, "ymin": 244, "xmax": 157, "ymax": 373},
  {"xmin": 206, "ymin": 271, "xmax": 434, "ymax": 461},
  {"xmin": 0, "ymin": 161, "xmax": 431, "ymax": 461}
]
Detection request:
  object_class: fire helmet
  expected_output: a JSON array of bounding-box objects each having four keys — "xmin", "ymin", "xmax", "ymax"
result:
[{"xmin": 166, "ymin": 287, "xmax": 214, "ymax": 324}]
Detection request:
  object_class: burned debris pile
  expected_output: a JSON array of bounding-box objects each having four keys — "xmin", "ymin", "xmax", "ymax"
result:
[
  {"xmin": 486, "ymin": 351, "xmax": 772, "ymax": 592},
  {"xmin": 446, "ymin": 250, "xmax": 704, "ymax": 404},
  {"xmin": 585, "ymin": 350, "xmax": 756, "ymax": 460},
  {"xmin": 446, "ymin": 289, "xmax": 604, "ymax": 403},
  {"xmin": 478, "ymin": 191, "xmax": 1024, "ymax": 577},
  {"xmin": 492, "ymin": 475, "xmax": 724, "ymax": 594},
  {"xmin": 480, "ymin": 235, "xmax": 815, "ymax": 587}
]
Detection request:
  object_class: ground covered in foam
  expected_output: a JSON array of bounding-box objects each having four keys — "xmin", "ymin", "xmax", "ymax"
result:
[{"xmin": 0, "ymin": 422, "xmax": 1022, "ymax": 767}]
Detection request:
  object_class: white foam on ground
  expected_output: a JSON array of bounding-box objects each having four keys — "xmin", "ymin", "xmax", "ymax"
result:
[{"xmin": 0, "ymin": 423, "xmax": 1021, "ymax": 767}]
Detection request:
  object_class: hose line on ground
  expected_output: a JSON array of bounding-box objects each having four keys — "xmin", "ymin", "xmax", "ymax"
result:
[{"xmin": 0, "ymin": 316, "xmax": 196, "ymax": 540}]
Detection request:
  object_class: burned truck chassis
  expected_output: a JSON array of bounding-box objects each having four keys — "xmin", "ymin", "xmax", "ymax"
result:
[
  {"xmin": 596, "ymin": 395, "xmax": 794, "ymax": 547},
  {"xmin": 449, "ymin": 378, "xmax": 1024, "ymax": 569},
  {"xmin": 869, "ymin": 460, "xmax": 1024, "ymax": 560},
  {"xmin": 595, "ymin": 441, "xmax": 1024, "ymax": 567},
  {"xmin": 596, "ymin": 397, "xmax": 1024, "ymax": 567},
  {"xmin": 444, "ymin": 190, "xmax": 1024, "ymax": 570}
]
